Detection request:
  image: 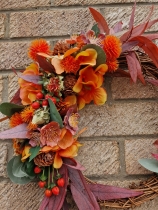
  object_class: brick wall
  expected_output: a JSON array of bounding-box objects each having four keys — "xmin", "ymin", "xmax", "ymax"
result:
[{"xmin": 0, "ymin": 1, "xmax": 158, "ymax": 209}]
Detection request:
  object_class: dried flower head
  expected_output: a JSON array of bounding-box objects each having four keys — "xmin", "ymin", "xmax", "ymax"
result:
[
  {"xmin": 21, "ymin": 106, "xmax": 35, "ymax": 123},
  {"xmin": 106, "ymin": 60, "xmax": 119, "ymax": 72},
  {"xmin": 61, "ymin": 56, "xmax": 80, "ymax": 74},
  {"xmin": 28, "ymin": 39, "xmax": 50, "ymax": 61},
  {"xmin": 10, "ymin": 113, "xmax": 23, "ymax": 128}
]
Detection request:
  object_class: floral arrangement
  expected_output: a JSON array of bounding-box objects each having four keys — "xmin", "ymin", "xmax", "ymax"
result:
[{"xmin": 0, "ymin": 3, "xmax": 158, "ymax": 210}]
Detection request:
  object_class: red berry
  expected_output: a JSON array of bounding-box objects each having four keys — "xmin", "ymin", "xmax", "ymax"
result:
[
  {"xmin": 38, "ymin": 181, "xmax": 46, "ymax": 188},
  {"xmin": 36, "ymin": 92, "xmax": 44, "ymax": 100},
  {"xmin": 45, "ymin": 189, "xmax": 52, "ymax": 197},
  {"xmin": 32, "ymin": 101, "xmax": 40, "ymax": 109},
  {"xmin": 34, "ymin": 166, "xmax": 42, "ymax": 174},
  {"xmin": 50, "ymin": 97, "xmax": 56, "ymax": 104},
  {"xmin": 45, "ymin": 94, "xmax": 51, "ymax": 99},
  {"xmin": 57, "ymin": 178, "xmax": 65, "ymax": 187},
  {"xmin": 42, "ymin": 100, "xmax": 48, "ymax": 107},
  {"xmin": 52, "ymin": 186, "xmax": 59, "ymax": 195}
]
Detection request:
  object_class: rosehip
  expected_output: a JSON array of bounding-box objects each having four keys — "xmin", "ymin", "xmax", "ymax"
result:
[
  {"xmin": 52, "ymin": 186, "xmax": 59, "ymax": 195},
  {"xmin": 38, "ymin": 181, "xmax": 46, "ymax": 188},
  {"xmin": 42, "ymin": 100, "xmax": 48, "ymax": 107},
  {"xmin": 34, "ymin": 166, "xmax": 42, "ymax": 174},
  {"xmin": 57, "ymin": 178, "xmax": 65, "ymax": 187},
  {"xmin": 36, "ymin": 92, "xmax": 44, "ymax": 99},
  {"xmin": 45, "ymin": 189, "xmax": 52, "ymax": 197},
  {"xmin": 32, "ymin": 101, "xmax": 40, "ymax": 109},
  {"xmin": 45, "ymin": 95, "xmax": 56, "ymax": 104}
]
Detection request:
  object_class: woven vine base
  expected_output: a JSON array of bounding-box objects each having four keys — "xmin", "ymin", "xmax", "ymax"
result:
[{"xmin": 86, "ymin": 176, "xmax": 158, "ymax": 209}]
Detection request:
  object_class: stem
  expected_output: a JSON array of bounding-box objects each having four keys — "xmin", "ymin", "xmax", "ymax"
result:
[
  {"xmin": 48, "ymin": 166, "xmax": 50, "ymax": 189},
  {"xmin": 52, "ymin": 164, "xmax": 54, "ymax": 183}
]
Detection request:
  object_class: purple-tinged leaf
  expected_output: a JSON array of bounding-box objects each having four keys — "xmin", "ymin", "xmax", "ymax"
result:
[
  {"xmin": 152, "ymin": 153, "xmax": 158, "ymax": 160},
  {"xmin": 62, "ymin": 199, "xmax": 70, "ymax": 210},
  {"xmin": 89, "ymin": 7, "xmax": 109, "ymax": 34},
  {"xmin": 129, "ymin": 1, "xmax": 136, "ymax": 30},
  {"xmin": 11, "ymin": 67, "xmax": 18, "ymax": 75},
  {"xmin": 36, "ymin": 54, "xmax": 54, "ymax": 73},
  {"xmin": 65, "ymin": 158, "xmax": 100, "ymax": 210},
  {"xmin": 0, "ymin": 123, "xmax": 30, "ymax": 139},
  {"xmin": 64, "ymin": 158, "xmax": 85, "ymax": 171},
  {"xmin": 143, "ymin": 34, "xmax": 158, "ymax": 40},
  {"xmin": 153, "ymin": 140, "xmax": 158, "ymax": 149},
  {"xmin": 145, "ymin": 5, "xmax": 154, "ymax": 22},
  {"xmin": 146, "ymin": 79, "xmax": 158, "ymax": 86},
  {"xmin": 10, "ymin": 89, "xmax": 21, "ymax": 105},
  {"xmin": 39, "ymin": 196, "xmax": 50, "ymax": 210},
  {"xmin": 88, "ymin": 183, "xmax": 143, "ymax": 200},
  {"xmin": 113, "ymin": 21, "xmax": 123, "ymax": 33},
  {"xmin": 126, "ymin": 51, "xmax": 145, "ymax": 84},
  {"xmin": 130, "ymin": 36, "xmax": 158, "ymax": 68},
  {"xmin": 18, "ymin": 74, "xmax": 40, "ymax": 84},
  {"xmin": 48, "ymin": 165, "xmax": 68, "ymax": 210},
  {"xmin": 122, "ymin": 41, "xmax": 138, "ymax": 53}
]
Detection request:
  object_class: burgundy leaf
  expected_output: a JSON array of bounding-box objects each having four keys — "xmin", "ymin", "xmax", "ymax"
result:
[
  {"xmin": 64, "ymin": 158, "xmax": 85, "ymax": 171},
  {"xmin": 64, "ymin": 158, "xmax": 100, "ymax": 210},
  {"xmin": 153, "ymin": 139, "xmax": 158, "ymax": 148},
  {"xmin": 113, "ymin": 21, "xmax": 123, "ymax": 33},
  {"xmin": 70, "ymin": 183, "xmax": 95, "ymax": 210},
  {"xmin": 11, "ymin": 67, "xmax": 18, "ymax": 75},
  {"xmin": 151, "ymin": 153, "xmax": 158, "ymax": 160},
  {"xmin": 143, "ymin": 34, "xmax": 158, "ymax": 40},
  {"xmin": 130, "ymin": 36, "xmax": 158, "ymax": 68},
  {"xmin": 88, "ymin": 183, "xmax": 143, "ymax": 200},
  {"xmin": 146, "ymin": 79, "xmax": 158, "ymax": 86},
  {"xmin": 129, "ymin": 1, "xmax": 136, "ymax": 30},
  {"xmin": 120, "ymin": 27, "xmax": 133, "ymax": 43},
  {"xmin": 39, "ymin": 196, "xmax": 50, "ymax": 210},
  {"xmin": 0, "ymin": 123, "xmax": 30, "ymax": 139},
  {"xmin": 89, "ymin": 7, "xmax": 109, "ymax": 34},
  {"xmin": 126, "ymin": 51, "xmax": 145, "ymax": 84},
  {"xmin": 36, "ymin": 54, "xmax": 54, "ymax": 73},
  {"xmin": 145, "ymin": 5, "xmax": 154, "ymax": 22},
  {"xmin": 10, "ymin": 89, "xmax": 21, "ymax": 105},
  {"xmin": 18, "ymin": 74, "xmax": 40, "ymax": 84},
  {"xmin": 122, "ymin": 41, "xmax": 138, "ymax": 52},
  {"xmin": 48, "ymin": 165, "xmax": 68, "ymax": 210},
  {"xmin": 62, "ymin": 199, "xmax": 70, "ymax": 210}
]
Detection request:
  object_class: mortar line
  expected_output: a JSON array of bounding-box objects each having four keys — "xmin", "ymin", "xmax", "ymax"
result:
[
  {"xmin": 1, "ymin": 75, "xmax": 8, "ymax": 103},
  {"xmin": 118, "ymin": 140, "xmax": 127, "ymax": 176},
  {"xmin": 4, "ymin": 13, "xmax": 10, "ymax": 38},
  {"xmin": 0, "ymin": 2, "xmax": 157, "ymax": 13}
]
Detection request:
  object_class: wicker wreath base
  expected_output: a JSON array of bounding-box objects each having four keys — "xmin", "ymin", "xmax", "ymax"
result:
[{"xmin": 85, "ymin": 175, "xmax": 158, "ymax": 209}]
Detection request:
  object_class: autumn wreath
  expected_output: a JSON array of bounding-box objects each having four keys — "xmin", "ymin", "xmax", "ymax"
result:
[{"xmin": 0, "ymin": 3, "xmax": 158, "ymax": 210}]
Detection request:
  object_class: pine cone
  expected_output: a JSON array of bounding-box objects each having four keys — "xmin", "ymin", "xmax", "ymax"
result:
[
  {"xmin": 63, "ymin": 74, "xmax": 77, "ymax": 97},
  {"xmin": 52, "ymin": 41, "xmax": 70, "ymax": 55},
  {"xmin": 34, "ymin": 151, "xmax": 55, "ymax": 167}
]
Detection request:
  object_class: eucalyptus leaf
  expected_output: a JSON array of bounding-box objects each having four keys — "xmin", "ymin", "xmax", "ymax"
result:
[
  {"xmin": 7, "ymin": 157, "xmax": 34, "ymax": 184},
  {"xmin": 29, "ymin": 146, "xmax": 40, "ymax": 162},
  {"xmin": 12, "ymin": 156, "xmax": 28, "ymax": 177},
  {"xmin": 25, "ymin": 160, "xmax": 36, "ymax": 177},
  {"xmin": 0, "ymin": 102, "xmax": 24, "ymax": 117},
  {"xmin": 81, "ymin": 44, "xmax": 106, "ymax": 67},
  {"xmin": 48, "ymin": 98, "xmax": 63, "ymax": 128},
  {"xmin": 138, "ymin": 158, "xmax": 158, "ymax": 173},
  {"xmin": 91, "ymin": 24, "xmax": 100, "ymax": 36}
]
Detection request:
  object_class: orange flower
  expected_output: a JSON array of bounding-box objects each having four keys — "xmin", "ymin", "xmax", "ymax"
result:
[
  {"xmin": 51, "ymin": 48, "xmax": 97, "ymax": 74},
  {"xmin": 102, "ymin": 35, "xmax": 122, "ymax": 61},
  {"xmin": 73, "ymin": 65, "xmax": 107, "ymax": 109},
  {"xmin": 13, "ymin": 139, "xmax": 24, "ymax": 155},
  {"xmin": 18, "ymin": 63, "xmax": 42, "ymax": 105},
  {"xmin": 106, "ymin": 60, "xmax": 119, "ymax": 72},
  {"xmin": 10, "ymin": 113, "xmax": 23, "ymax": 128},
  {"xmin": 28, "ymin": 39, "xmax": 50, "ymax": 61},
  {"xmin": 27, "ymin": 122, "xmax": 38, "ymax": 131},
  {"xmin": 21, "ymin": 145, "xmax": 31, "ymax": 162},
  {"xmin": 21, "ymin": 106, "xmax": 35, "ymax": 123}
]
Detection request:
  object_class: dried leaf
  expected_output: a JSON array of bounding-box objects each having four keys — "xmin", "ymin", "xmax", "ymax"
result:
[
  {"xmin": 48, "ymin": 165, "xmax": 68, "ymax": 210},
  {"xmin": 89, "ymin": 7, "xmax": 109, "ymax": 34},
  {"xmin": 126, "ymin": 51, "xmax": 145, "ymax": 84},
  {"xmin": 64, "ymin": 158, "xmax": 85, "ymax": 171},
  {"xmin": 143, "ymin": 34, "xmax": 158, "ymax": 40},
  {"xmin": 10, "ymin": 89, "xmax": 21, "ymax": 104},
  {"xmin": 152, "ymin": 153, "xmax": 158, "ymax": 160},
  {"xmin": 18, "ymin": 74, "xmax": 40, "ymax": 84},
  {"xmin": 113, "ymin": 21, "xmax": 123, "ymax": 33},
  {"xmin": 122, "ymin": 41, "xmax": 138, "ymax": 53},
  {"xmin": 62, "ymin": 199, "xmax": 70, "ymax": 210},
  {"xmin": 36, "ymin": 54, "xmax": 54, "ymax": 73},
  {"xmin": 39, "ymin": 196, "xmax": 50, "ymax": 210},
  {"xmin": 130, "ymin": 36, "xmax": 158, "ymax": 68},
  {"xmin": 65, "ymin": 158, "xmax": 100, "ymax": 210},
  {"xmin": 153, "ymin": 140, "xmax": 158, "ymax": 148},
  {"xmin": 146, "ymin": 79, "xmax": 158, "ymax": 86},
  {"xmin": 0, "ymin": 123, "xmax": 29, "ymax": 139},
  {"xmin": 88, "ymin": 183, "xmax": 143, "ymax": 200}
]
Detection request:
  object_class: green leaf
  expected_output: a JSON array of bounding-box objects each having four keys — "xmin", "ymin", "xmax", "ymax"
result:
[
  {"xmin": 138, "ymin": 158, "xmax": 158, "ymax": 173},
  {"xmin": 0, "ymin": 102, "xmax": 24, "ymax": 117},
  {"xmin": 7, "ymin": 157, "xmax": 34, "ymax": 184},
  {"xmin": 25, "ymin": 160, "xmax": 35, "ymax": 177},
  {"xmin": 91, "ymin": 24, "xmax": 100, "ymax": 36},
  {"xmin": 48, "ymin": 98, "xmax": 63, "ymax": 128},
  {"xmin": 12, "ymin": 155, "xmax": 28, "ymax": 177},
  {"xmin": 81, "ymin": 44, "xmax": 106, "ymax": 67},
  {"xmin": 29, "ymin": 146, "xmax": 40, "ymax": 162}
]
